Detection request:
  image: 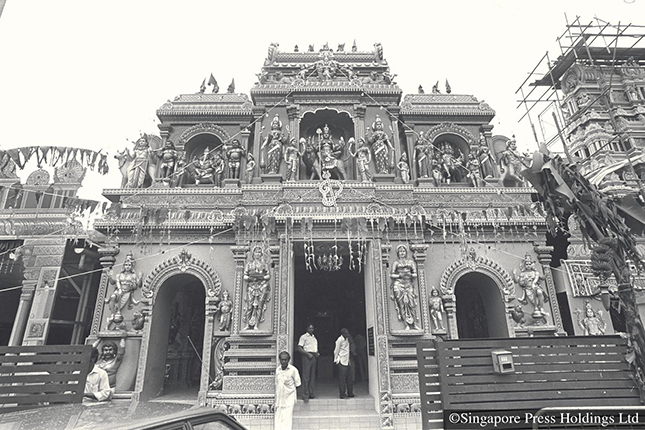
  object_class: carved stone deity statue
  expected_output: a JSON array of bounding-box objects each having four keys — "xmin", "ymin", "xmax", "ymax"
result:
[
  {"xmin": 575, "ymin": 301, "xmax": 607, "ymax": 336},
  {"xmin": 126, "ymin": 136, "xmax": 154, "ymax": 188},
  {"xmin": 283, "ymin": 138, "xmax": 301, "ymax": 182},
  {"xmin": 513, "ymin": 253, "xmax": 547, "ymax": 320},
  {"xmin": 93, "ymin": 338, "xmax": 126, "ymax": 388},
  {"xmin": 154, "ymin": 139, "xmax": 178, "ymax": 180},
  {"xmin": 105, "ymin": 252, "xmax": 142, "ymax": 329},
  {"xmin": 367, "ymin": 115, "xmax": 394, "ymax": 174},
  {"xmin": 498, "ymin": 138, "xmax": 529, "ymax": 187},
  {"xmin": 261, "ymin": 114, "xmax": 288, "ymax": 175},
  {"xmin": 466, "ymin": 152, "xmax": 483, "ymax": 187},
  {"xmin": 390, "ymin": 244, "xmax": 420, "ymax": 330},
  {"xmin": 413, "ymin": 131, "xmax": 433, "ymax": 179},
  {"xmin": 348, "ymin": 137, "xmax": 372, "ymax": 182},
  {"xmin": 438, "ymin": 142, "xmax": 463, "ymax": 184},
  {"xmin": 225, "ymin": 139, "xmax": 246, "ymax": 180},
  {"xmin": 428, "ymin": 288, "xmax": 445, "ymax": 332},
  {"xmin": 217, "ymin": 289, "xmax": 233, "ymax": 332},
  {"xmin": 243, "ymin": 245, "xmax": 271, "ymax": 330},
  {"xmin": 397, "ymin": 153, "xmax": 410, "ymax": 184},
  {"xmin": 317, "ymin": 124, "xmax": 347, "ymax": 179}
]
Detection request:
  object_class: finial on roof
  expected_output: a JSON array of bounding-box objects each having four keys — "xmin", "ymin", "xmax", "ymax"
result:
[
  {"xmin": 337, "ymin": 43, "xmax": 345, "ymax": 52},
  {"xmin": 445, "ymin": 79, "xmax": 452, "ymax": 94},
  {"xmin": 227, "ymin": 79, "xmax": 235, "ymax": 93},
  {"xmin": 352, "ymin": 39, "xmax": 357, "ymax": 52},
  {"xmin": 208, "ymin": 74, "xmax": 219, "ymax": 93},
  {"xmin": 432, "ymin": 81, "xmax": 440, "ymax": 94},
  {"xmin": 294, "ymin": 45, "xmax": 299, "ymax": 52},
  {"xmin": 308, "ymin": 44, "xmax": 314, "ymax": 52},
  {"xmin": 418, "ymin": 85, "xmax": 424, "ymax": 94}
]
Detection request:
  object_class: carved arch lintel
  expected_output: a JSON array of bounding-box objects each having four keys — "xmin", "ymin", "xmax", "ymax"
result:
[
  {"xmin": 426, "ymin": 122, "xmax": 476, "ymax": 145},
  {"xmin": 179, "ymin": 123, "xmax": 231, "ymax": 145},
  {"xmin": 142, "ymin": 250, "xmax": 223, "ymax": 305},
  {"xmin": 439, "ymin": 251, "xmax": 514, "ymax": 301}
]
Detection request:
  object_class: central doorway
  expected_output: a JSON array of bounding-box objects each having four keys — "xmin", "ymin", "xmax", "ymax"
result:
[{"xmin": 293, "ymin": 242, "xmax": 368, "ymax": 397}]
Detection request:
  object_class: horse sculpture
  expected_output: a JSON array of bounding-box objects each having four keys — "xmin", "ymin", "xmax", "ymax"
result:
[{"xmin": 114, "ymin": 147, "xmax": 157, "ymax": 188}]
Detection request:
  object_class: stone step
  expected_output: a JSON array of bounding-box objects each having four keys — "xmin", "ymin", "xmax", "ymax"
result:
[
  {"xmin": 292, "ymin": 414, "xmax": 381, "ymax": 429},
  {"xmin": 294, "ymin": 397, "xmax": 375, "ymax": 413}
]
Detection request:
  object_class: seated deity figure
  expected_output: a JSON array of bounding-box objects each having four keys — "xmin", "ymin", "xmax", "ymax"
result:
[
  {"xmin": 438, "ymin": 143, "xmax": 463, "ymax": 184},
  {"xmin": 193, "ymin": 147, "xmax": 215, "ymax": 185},
  {"xmin": 243, "ymin": 246, "xmax": 271, "ymax": 330},
  {"xmin": 261, "ymin": 114, "xmax": 288, "ymax": 175},
  {"xmin": 225, "ymin": 139, "xmax": 246, "ymax": 180},
  {"xmin": 414, "ymin": 131, "xmax": 433, "ymax": 179},
  {"xmin": 105, "ymin": 252, "xmax": 141, "ymax": 329},
  {"xmin": 348, "ymin": 137, "xmax": 372, "ymax": 182},
  {"xmin": 390, "ymin": 244, "xmax": 420, "ymax": 330},
  {"xmin": 154, "ymin": 139, "xmax": 178, "ymax": 180},
  {"xmin": 498, "ymin": 137, "xmax": 530, "ymax": 187},
  {"xmin": 317, "ymin": 124, "xmax": 347, "ymax": 179},
  {"xmin": 513, "ymin": 253, "xmax": 547, "ymax": 319},
  {"xmin": 367, "ymin": 115, "xmax": 394, "ymax": 174}
]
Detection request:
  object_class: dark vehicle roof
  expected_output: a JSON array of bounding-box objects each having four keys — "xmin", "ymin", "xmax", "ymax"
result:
[{"xmin": 0, "ymin": 402, "xmax": 246, "ymax": 430}]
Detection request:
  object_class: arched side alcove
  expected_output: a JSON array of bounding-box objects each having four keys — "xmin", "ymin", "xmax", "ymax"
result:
[
  {"xmin": 455, "ymin": 272, "xmax": 508, "ymax": 338},
  {"xmin": 134, "ymin": 252, "xmax": 221, "ymax": 403},
  {"xmin": 140, "ymin": 274, "xmax": 205, "ymax": 400}
]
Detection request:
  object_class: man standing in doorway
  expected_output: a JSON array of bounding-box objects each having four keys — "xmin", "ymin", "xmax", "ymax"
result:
[
  {"xmin": 275, "ymin": 351, "xmax": 301, "ymax": 430},
  {"xmin": 334, "ymin": 328, "xmax": 355, "ymax": 399},
  {"xmin": 297, "ymin": 324, "xmax": 319, "ymax": 402}
]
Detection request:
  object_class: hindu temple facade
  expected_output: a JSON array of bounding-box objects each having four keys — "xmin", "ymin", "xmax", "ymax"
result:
[{"xmin": 87, "ymin": 43, "xmax": 573, "ymax": 429}]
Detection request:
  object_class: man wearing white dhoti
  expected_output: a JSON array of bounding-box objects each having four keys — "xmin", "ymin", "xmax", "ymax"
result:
[{"xmin": 275, "ymin": 351, "xmax": 301, "ymax": 430}]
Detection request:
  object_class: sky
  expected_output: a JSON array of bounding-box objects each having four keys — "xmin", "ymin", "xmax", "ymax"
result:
[{"xmin": 0, "ymin": 0, "xmax": 642, "ymax": 200}]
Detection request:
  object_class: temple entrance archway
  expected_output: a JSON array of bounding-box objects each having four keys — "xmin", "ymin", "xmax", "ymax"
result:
[
  {"xmin": 293, "ymin": 242, "xmax": 369, "ymax": 396},
  {"xmin": 455, "ymin": 272, "xmax": 508, "ymax": 338},
  {"xmin": 139, "ymin": 273, "xmax": 205, "ymax": 401}
]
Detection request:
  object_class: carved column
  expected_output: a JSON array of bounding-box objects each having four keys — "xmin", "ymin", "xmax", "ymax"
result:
[
  {"xmin": 251, "ymin": 107, "xmax": 265, "ymax": 184},
  {"xmin": 404, "ymin": 127, "xmax": 417, "ymax": 181},
  {"xmin": 199, "ymin": 297, "xmax": 218, "ymax": 405},
  {"xmin": 376, "ymin": 241, "xmax": 394, "ymax": 429},
  {"xmin": 534, "ymin": 243, "xmax": 567, "ymax": 335},
  {"xmin": 443, "ymin": 294, "xmax": 458, "ymax": 339},
  {"xmin": 286, "ymin": 105, "xmax": 301, "ymax": 181},
  {"xmin": 22, "ymin": 267, "xmax": 61, "ymax": 346},
  {"xmin": 230, "ymin": 245, "xmax": 249, "ymax": 336},
  {"xmin": 8, "ymin": 280, "xmax": 36, "ymax": 346},
  {"xmin": 89, "ymin": 246, "xmax": 119, "ymax": 337},
  {"xmin": 410, "ymin": 243, "xmax": 431, "ymax": 335},
  {"xmin": 276, "ymin": 237, "xmax": 291, "ymax": 356},
  {"xmin": 353, "ymin": 104, "xmax": 366, "ymax": 141},
  {"xmin": 239, "ymin": 127, "xmax": 251, "ymax": 183}
]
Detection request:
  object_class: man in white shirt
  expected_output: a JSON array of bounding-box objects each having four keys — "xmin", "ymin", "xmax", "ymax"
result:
[
  {"xmin": 275, "ymin": 351, "xmax": 301, "ymax": 430},
  {"xmin": 333, "ymin": 328, "xmax": 354, "ymax": 399},
  {"xmin": 84, "ymin": 347, "xmax": 112, "ymax": 402},
  {"xmin": 297, "ymin": 324, "xmax": 319, "ymax": 402}
]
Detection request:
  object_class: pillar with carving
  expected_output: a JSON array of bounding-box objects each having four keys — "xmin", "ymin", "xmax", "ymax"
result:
[
  {"xmin": 409, "ymin": 243, "xmax": 431, "ymax": 335},
  {"xmin": 404, "ymin": 127, "xmax": 417, "ymax": 182},
  {"xmin": 442, "ymin": 294, "xmax": 458, "ymax": 339},
  {"xmin": 251, "ymin": 107, "xmax": 265, "ymax": 184},
  {"xmin": 376, "ymin": 241, "xmax": 394, "ymax": 428},
  {"xmin": 8, "ymin": 279, "xmax": 37, "ymax": 346},
  {"xmin": 534, "ymin": 243, "xmax": 567, "ymax": 335},
  {"xmin": 229, "ymin": 245, "xmax": 248, "ymax": 335},
  {"xmin": 276, "ymin": 236, "xmax": 291, "ymax": 356},
  {"xmin": 89, "ymin": 246, "xmax": 119, "ymax": 337}
]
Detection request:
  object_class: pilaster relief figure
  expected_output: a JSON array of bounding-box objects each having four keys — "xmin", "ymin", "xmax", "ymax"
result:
[
  {"xmin": 428, "ymin": 288, "xmax": 445, "ymax": 332},
  {"xmin": 225, "ymin": 139, "xmax": 246, "ymax": 180},
  {"xmin": 348, "ymin": 137, "xmax": 372, "ymax": 182},
  {"xmin": 397, "ymin": 153, "xmax": 410, "ymax": 184},
  {"xmin": 367, "ymin": 115, "xmax": 394, "ymax": 174},
  {"xmin": 413, "ymin": 131, "xmax": 433, "ymax": 179},
  {"xmin": 513, "ymin": 254, "xmax": 548, "ymax": 320},
  {"xmin": 283, "ymin": 138, "xmax": 301, "ymax": 182},
  {"xmin": 243, "ymin": 245, "xmax": 271, "ymax": 330},
  {"xmin": 217, "ymin": 289, "xmax": 233, "ymax": 332},
  {"xmin": 575, "ymin": 301, "xmax": 607, "ymax": 336},
  {"xmin": 301, "ymin": 137, "xmax": 322, "ymax": 180},
  {"xmin": 154, "ymin": 139, "xmax": 178, "ymax": 180},
  {"xmin": 390, "ymin": 244, "xmax": 420, "ymax": 330},
  {"xmin": 92, "ymin": 338, "xmax": 126, "ymax": 388},
  {"xmin": 127, "ymin": 136, "xmax": 155, "ymax": 188},
  {"xmin": 105, "ymin": 252, "xmax": 142, "ymax": 329},
  {"xmin": 498, "ymin": 138, "xmax": 530, "ymax": 187},
  {"xmin": 261, "ymin": 114, "xmax": 289, "ymax": 175}
]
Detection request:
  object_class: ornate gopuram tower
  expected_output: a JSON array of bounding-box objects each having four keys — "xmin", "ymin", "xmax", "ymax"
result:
[{"xmin": 93, "ymin": 42, "xmax": 564, "ymax": 430}]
